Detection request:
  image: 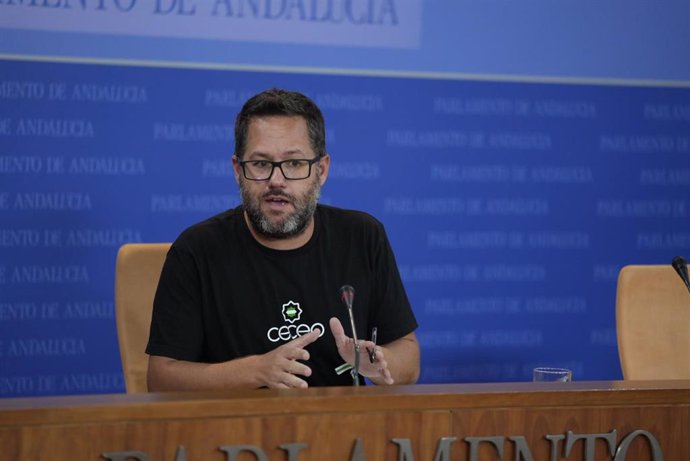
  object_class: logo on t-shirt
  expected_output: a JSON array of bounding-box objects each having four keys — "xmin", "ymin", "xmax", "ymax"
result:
[
  {"xmin": 281, "ymin": 300, "xmax": 302, "ymax": 324},
  {"xmin": 267, "ymin": 300, "xmax": 325, "ymax": 343}
]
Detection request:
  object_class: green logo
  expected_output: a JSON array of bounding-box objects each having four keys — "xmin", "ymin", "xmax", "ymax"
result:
[{"xmin": 281, "ymin": 300, "xmax": 302, "ymax": 324}]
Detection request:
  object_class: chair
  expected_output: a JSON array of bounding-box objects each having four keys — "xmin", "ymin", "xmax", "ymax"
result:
[
  {"xmin": 616, "ymin": 264, "xmax": 690, "ymax": 380},
  {"xmin": 115, "ymin": 243, "xmax": 171, "ymax": 393}
]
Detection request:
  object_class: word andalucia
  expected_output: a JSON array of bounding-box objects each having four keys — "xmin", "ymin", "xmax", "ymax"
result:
[{"xmin": 0, "ymin": 0, "xmax": 401, "ymax": 25}]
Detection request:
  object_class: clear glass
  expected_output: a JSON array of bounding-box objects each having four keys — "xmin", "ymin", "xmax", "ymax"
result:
[
  {"xmin": 240, "ymin": 158, "xmax": 321, "ymax": 181},
  {"xmin": 532, "ymin": 367, "xmax": 572, "ymax": 382}
]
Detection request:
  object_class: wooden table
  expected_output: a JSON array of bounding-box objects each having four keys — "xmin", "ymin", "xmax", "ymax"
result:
[{"xmin": 1, "ymin": 380, "xmax": 687, "ymax": 460}]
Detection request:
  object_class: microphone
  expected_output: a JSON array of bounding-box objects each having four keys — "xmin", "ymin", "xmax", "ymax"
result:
[
  {"xmin": 339, "ymin": 285, "xmax": 360, "ymax": 386},
  {"xmin": 340, "ymin": 285, "xmax": 355, "ymax": 310},
  {"xmin": 671, "ymin": 256, "xmax": 690, "ymax": 294}
]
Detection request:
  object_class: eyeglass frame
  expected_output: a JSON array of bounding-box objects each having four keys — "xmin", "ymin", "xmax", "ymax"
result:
[{"xmin": 236, "ymin": 156, "xmax": 324, "ymax": 181}]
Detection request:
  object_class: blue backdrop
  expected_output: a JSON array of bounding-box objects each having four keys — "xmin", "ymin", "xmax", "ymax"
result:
[{"xmin": 1, "ymin": 0, "xmax": 690, "ymax": 397}]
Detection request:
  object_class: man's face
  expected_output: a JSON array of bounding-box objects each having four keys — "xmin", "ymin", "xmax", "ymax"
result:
[{"xmin": 233, "ymin": 115, "xmax": 329, "ymax": 240}]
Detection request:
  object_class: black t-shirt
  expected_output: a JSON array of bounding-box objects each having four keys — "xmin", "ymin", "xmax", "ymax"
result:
[{"xmin": 146, "ymin": 204, "xmax": 417, "ymax": 387}]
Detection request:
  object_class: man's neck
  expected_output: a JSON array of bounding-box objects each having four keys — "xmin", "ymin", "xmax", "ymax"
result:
[{"xmin": 243, "ymin": 212, "xmax": 315, "ymax": 250}]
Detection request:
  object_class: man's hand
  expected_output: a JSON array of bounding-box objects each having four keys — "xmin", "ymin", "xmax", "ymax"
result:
[
  {"xmin": 254, "ymin": 328, "xmax": 322, "ymax": 389},
  {"xmin": 329, "ymin": 317, "xmax": 394, "ymax": 385}
]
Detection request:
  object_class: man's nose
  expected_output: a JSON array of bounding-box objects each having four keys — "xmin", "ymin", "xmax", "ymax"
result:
[{"xmin": 267, "ymin": 164, "xmax": 288, "ymax": 185}]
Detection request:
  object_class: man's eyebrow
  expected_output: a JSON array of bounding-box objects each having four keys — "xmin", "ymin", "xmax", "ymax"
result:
[
  {"xmin": 246, "ymin": 149, "xmax": 307, "ymax": 159},
  {"xmin": 245, "ymin": 151, "xmax": 270, "ymax": 160}
]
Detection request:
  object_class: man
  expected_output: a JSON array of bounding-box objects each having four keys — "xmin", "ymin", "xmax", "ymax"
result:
[{"xmin": 146, "ymin": 88, "xmax": 419, "ymax": 390}]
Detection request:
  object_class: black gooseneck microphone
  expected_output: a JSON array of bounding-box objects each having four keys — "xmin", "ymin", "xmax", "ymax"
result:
[
  {"xmin": 671, "ymin": 256, "xmax": 690, "ymax": 294},
  {"xmin": 339, "ymin": 285, "xmax": 360, "ymax": 386}
]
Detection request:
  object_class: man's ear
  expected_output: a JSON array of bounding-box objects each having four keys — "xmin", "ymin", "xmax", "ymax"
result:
[
  {"xmin": 231, "ymin": 155, "xmax": 241, "ymax": 184},
  {"xmin": 317, "ymin": 154, "xmax": 330, "ymax": 185}
]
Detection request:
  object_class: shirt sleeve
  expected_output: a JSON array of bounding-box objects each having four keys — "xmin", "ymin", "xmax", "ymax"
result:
[
  {"xmin": 145, "ymin": 239, "xmax": 205, "ymax": 361},
  {"xmin": 369, "ymin": 219, "xmax": 418, "ymax": 345}
]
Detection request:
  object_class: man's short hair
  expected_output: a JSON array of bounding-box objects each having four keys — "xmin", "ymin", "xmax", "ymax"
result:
[{"xmin": 234, "ymin": 88, "xmax": 326, "ymax": 159}]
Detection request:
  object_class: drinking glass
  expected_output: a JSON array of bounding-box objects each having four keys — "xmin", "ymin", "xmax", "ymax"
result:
[{"xmin": 533, "ymin": 367, "xmax": 572, "ymax": 382}]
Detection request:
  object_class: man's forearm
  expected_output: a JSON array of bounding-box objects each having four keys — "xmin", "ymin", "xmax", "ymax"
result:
[
  {"xmin": 147, "ymin": 355, "xmax": 262, "ymax": 392},
  {"xmin": 370, "ymin": 332, "xmax": 420, "ymax": 385},
  {"xmin": 147, "ymin": 328, "xmax": 321, "ymax": 391}
]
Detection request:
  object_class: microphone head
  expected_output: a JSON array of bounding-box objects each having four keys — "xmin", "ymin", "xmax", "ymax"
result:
[
  {"xmin": 672, "ymin": 255, "xmax": 687, "ymax": 270},
  {"xmin": 339, "ymin": 285, "xmax": 355, "ymax": 310},
  {"xmin": 671, "ymin": 256, "xmax": 690, "ymax": 292}
]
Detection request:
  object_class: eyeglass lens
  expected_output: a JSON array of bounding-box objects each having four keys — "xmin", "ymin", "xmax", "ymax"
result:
[{"xmin": 243, "ymin": 159, "xmax": 313, "ymax": 180}]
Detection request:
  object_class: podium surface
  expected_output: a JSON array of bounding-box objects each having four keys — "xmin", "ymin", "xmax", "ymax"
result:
[{"xmin": 1, "ymin": 380, "xmax": 688, "ymax": 460}]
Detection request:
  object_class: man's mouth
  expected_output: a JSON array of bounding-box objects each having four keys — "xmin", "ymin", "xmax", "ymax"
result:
[{"xmin": 263, "ymin": 194, "xmax": 292, "ymax": 209}]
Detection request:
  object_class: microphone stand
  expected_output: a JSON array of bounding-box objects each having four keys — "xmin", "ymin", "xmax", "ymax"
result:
[{"xmin": 346, "ymin": 305, "xmax": 361, "ymax": 387}]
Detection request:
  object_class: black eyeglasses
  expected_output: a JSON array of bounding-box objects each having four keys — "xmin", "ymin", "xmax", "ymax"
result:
[{"xmin": 238, "ymin": 157, "xmax": 322, "ymax": 181}]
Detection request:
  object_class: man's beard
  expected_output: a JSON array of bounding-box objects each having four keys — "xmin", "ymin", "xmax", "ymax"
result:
[{"xmin": 240, "ymin": 177, "xmax": 321, "ymax": 240}]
